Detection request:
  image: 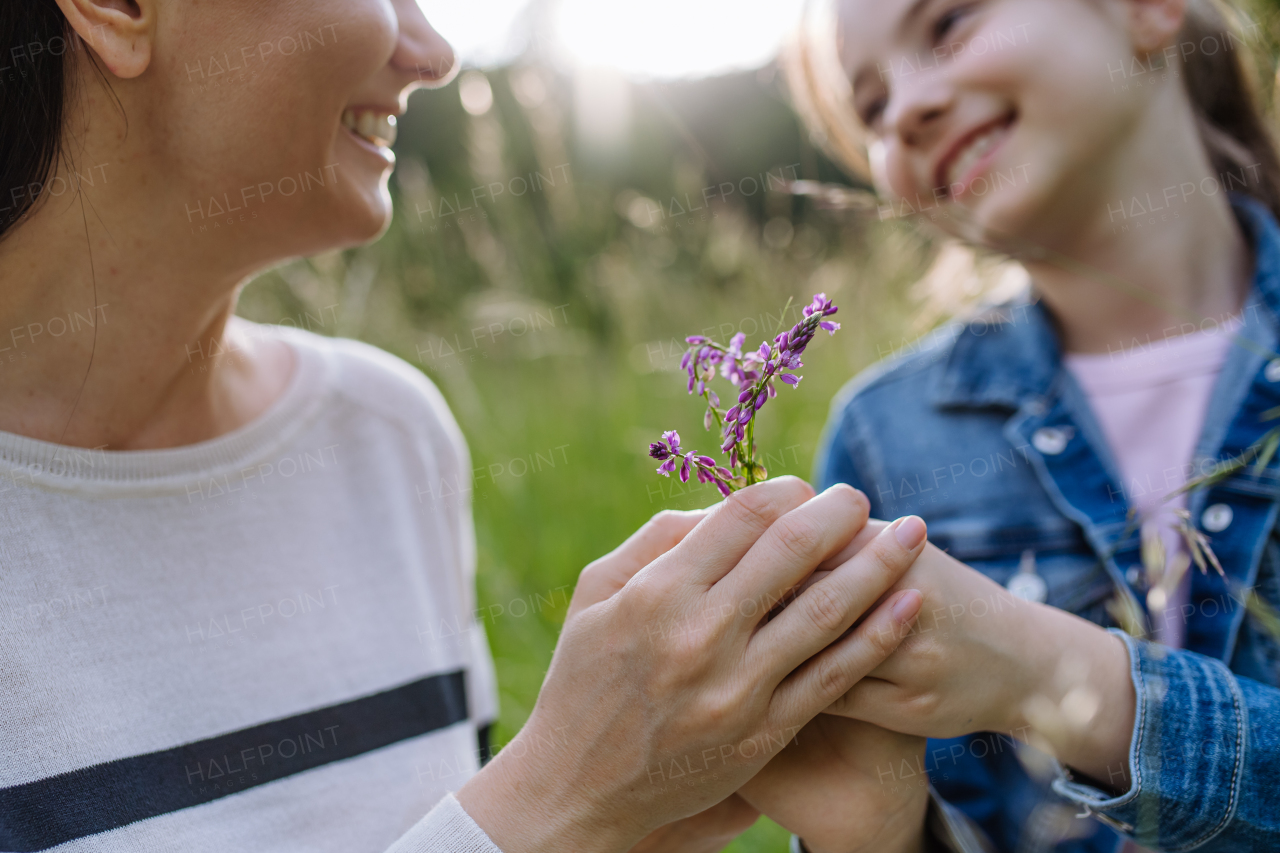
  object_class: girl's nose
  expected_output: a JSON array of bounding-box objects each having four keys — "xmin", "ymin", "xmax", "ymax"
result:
[
  {"xmin": 392, "ymin": 0, "xmax": 457, "ymax": 87},
  {"xmin": 884, "ymin": 79, "xmax": 953, "ymax": 148}
]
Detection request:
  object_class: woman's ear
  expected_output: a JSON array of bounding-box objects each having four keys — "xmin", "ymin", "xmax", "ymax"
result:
[
  {"xmin": 53, "ymin": 0, "xmax": 155, "ymax": 79},
  {"xmin": 1123, "ymin": 0, "xmax": 1190, "ymax": 55}
]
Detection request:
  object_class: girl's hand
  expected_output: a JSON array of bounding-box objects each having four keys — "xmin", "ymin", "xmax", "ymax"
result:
[
  {"xmin": 628, "ymin": 794, "xmax": 760, "ymax": 853},
  {"xmin": 738, "ymin": 716, "xmax": 929, "ymax": 853},
  {"xmin": 457, "ymin": 478, "xmax": 929, "ymax": 853},
  {"xmin": 819, "ymin": 527, "xmax": 1136, "ymax": 789}
]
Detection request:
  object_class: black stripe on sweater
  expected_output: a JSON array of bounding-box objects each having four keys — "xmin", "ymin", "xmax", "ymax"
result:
[{"xmin": 0, "ymin": 670, "xmax": 468, "ymax": 851}]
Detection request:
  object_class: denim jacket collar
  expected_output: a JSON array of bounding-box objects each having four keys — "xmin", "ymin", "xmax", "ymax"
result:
[
  {"xmin": 930, "ymin": 194, "xmax": 1280, "ymax": 414},
  {"xmin": 929, "ymin": 299, "xmax": 1060, "ymax": 411}
]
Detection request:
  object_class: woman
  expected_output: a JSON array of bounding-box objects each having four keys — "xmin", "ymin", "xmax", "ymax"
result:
[{"xmin": 0, "ymin": 1, "xmax": 932, "ymax": 851}]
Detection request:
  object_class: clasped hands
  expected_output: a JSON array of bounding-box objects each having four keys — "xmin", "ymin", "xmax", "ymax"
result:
[{"xmin": 458, "ymin": 477, "xmax": 1135, "ymax": 853}]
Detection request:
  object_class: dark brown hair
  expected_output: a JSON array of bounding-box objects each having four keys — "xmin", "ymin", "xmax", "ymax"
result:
[
  {"xmin": 1182, "ymin": 0, "xmax": 1280, "ymax": 220},
  {"xmin": 1, "ymin": 3, "xmax": 73, "ymax": 241}
]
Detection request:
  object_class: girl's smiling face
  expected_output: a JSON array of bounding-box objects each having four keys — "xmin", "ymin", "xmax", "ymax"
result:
[{"xmin": 838, "ymin": 0, "xmax": 1184, "ymax": 244}]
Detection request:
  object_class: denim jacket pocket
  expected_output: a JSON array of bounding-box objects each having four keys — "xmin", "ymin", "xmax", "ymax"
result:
[{"xmin": 931, "ymin": 520, "xmax": 1115, "ymax": 620}]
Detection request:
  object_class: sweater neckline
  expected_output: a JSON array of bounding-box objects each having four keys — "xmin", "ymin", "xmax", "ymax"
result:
[{"xmin": 0, "ymin": 325, "xmax": 331, "ymax": 497}]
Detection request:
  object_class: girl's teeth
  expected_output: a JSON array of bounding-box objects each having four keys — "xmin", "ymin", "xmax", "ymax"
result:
[
  {"xmin": 947, "ymin": 127, "xmax": 1003, "ymax": 188},
  {"xmin": 341, "ymin": 109, "xmax": 397, "ymax": 148}
]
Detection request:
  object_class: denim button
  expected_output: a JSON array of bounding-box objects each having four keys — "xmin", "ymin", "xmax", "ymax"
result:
[
  {"xmin": 1007, "ymin": 549, "xmax": 1048, "ymax": 603},
  {"xmin": 1007, "ymin": 572, "xmax": 1048, "ymax": 603},
  {"xmin": 1202, "ymin": 503, "xmax": 1233, "ymax": 532},
  {"xmin": 1266, "ymin": 359, "xmax": 1280, "ymax": 382},
  {"xmin": 1032, "ymin": 427, "xmax": 1072, "ymax": 455}
]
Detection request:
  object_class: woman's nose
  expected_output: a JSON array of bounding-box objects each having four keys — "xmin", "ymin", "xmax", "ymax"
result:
[{"xmin": 392, "ymin": 0, "xmax": 457, "ymax": 87}]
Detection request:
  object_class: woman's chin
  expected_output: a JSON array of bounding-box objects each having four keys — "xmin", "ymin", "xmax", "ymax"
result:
[
  {"xmin": 353, "ymin": 191, "xmax": 395, "ymax": 242},
  {"xmin": 327, "ymin": 136, "xmax": 397, "ymax": 242},
  {"xmin": 329, "ymin": 185, "xmax": 395, "ymax": 247}
]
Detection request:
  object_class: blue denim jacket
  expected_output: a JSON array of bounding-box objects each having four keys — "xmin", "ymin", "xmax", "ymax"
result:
[{"xmin": 816, "ymin": 196, "xmax": 1280, "ymax": 852}]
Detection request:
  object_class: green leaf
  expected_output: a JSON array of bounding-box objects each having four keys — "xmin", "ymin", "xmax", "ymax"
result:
[{"xmin": 1255, "ymin": 430, "xmax": 1280, "ymax": 475}]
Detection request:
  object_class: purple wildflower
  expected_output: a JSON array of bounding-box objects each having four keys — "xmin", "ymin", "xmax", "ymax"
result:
[
  {"xmin": 650, "ymin": 430, "xmax": 684, "ymax": 476},
  {"xmin": 650, "ymin": 293, "xmax": 839, "ymax": 495}
]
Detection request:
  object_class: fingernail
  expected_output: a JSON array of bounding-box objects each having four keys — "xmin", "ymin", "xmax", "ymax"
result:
[
  {"xmin": 894, "ymin": 515, "xmax": 926, "ymax": 549},
  {"xmin": 892, "ymin": 589, "xmax": 924, "ymax": 622}
]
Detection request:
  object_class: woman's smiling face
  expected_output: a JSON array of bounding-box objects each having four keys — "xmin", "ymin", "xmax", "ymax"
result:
[
  {"xmin": 837, "ymin": 0, "xmax": 1168, "ymax": 244},
  {"xmin": 114, "ymin": 0, "xmax": 455, "ymax": 258}
]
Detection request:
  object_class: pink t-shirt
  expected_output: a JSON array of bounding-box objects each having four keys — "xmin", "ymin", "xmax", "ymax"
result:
[{"xmin": 1064, "ymin": 318, "xmax": 1238, "ymax": 649}]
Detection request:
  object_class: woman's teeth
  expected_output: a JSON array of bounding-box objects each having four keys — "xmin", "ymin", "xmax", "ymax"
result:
[
  {"xmin": 946, "ymin": 124, "xmax": 1007, "ymax": 188},
  {"xmin": 342, "ymin": 109, "xmax": 397, "ymax": 148}
]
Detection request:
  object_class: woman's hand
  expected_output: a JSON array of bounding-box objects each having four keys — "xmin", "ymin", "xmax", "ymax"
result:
[
  {"xmin": 738, "ymin": 715, "xmax": 929, "ymax": 853},
  {"xmin": 628, "ymin": 794, "xmax": 760, "ymax": 853},
  {"xmin": 570, "ymin": 511, "xmax": 761, "ymax": 853},
  {"xmin": 457, "ymin": 477, "xmax": 929, "ymax": 853},
  {"xmin": 818, "ymin": 526, "xmax": 1136, "ymax": 789}
]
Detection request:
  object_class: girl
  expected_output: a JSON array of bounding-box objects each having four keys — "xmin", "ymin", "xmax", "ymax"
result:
[
  {"xmin": 0, "ymin": 1, "xmax": 930, "ymax": 851},
  {"xmin": 741, "ymin": 0, "xmax": 1280, "ymax": 850}
]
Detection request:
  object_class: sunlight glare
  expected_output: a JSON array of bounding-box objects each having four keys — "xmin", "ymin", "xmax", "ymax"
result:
[{"xmin": 422, "ymin": 0, "xmax": 807, "ymax": 79}]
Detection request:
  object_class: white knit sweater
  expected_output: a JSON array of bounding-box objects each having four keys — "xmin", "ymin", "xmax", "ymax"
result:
[{"xmin": 0, "ymin": 325, "xmax": 503, "ymax": 852}]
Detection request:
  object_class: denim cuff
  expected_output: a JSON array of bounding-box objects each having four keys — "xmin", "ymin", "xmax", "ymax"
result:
[
  {"xmin": 790, "ymin": 786, "xmax": 994, "ymax": 853},
  {"xmin": 1050, "ymin": 630, "xmax": 1247, "ymax": 849}
]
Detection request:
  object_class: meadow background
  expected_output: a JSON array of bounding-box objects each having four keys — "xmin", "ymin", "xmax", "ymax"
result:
[{"xmin": 235, "ymin": 4, "xmax": 1280, "ymax": 847}]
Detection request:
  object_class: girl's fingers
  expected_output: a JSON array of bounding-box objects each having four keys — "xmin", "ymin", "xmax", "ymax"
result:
[
  {"xmin": 822, "ymin": 677, "xmax": 907, "ymax": 728},
  {"xmin": 767, "ymin": 584, "xmax": 924, "ymax": 727},
  {"xmin": 709, "ymin": 484, "xmax": 870, "ymax": 618},
  {"xmin": 749, "ymin": 517, "xmax": 926, "ymax": 683}
]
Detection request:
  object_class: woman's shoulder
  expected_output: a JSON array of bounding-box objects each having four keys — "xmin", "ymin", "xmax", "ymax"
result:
[{"xmin": 263, "ymin": 323, "xmax": 467, "ymax": 460}]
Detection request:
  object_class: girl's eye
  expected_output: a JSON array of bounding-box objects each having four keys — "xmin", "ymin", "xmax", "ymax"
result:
[
  {"xmin": 860, "ymin": 96, "xmax": 887, "ymax": 129},
  {"xmin": 932, "ymin": 3, "xmax": 975, "ymax": 44}
]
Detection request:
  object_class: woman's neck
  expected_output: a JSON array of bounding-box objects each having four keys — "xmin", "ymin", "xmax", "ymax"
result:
[{"xmin": 0, "ymin": 129, "xmax": 292, "ymax": 451}]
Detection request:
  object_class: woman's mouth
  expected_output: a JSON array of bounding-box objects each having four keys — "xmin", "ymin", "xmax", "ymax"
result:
[
  {"xmin": 936, "ymin": 113, "xmax": 1016, "ymax": 199},
  {"xmin": 341, "ymin": 108, "xmax": 398, "ymax": 154}
]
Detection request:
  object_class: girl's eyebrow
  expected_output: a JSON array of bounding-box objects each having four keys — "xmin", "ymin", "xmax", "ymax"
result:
[
  {"xmin": 849, "ymin": 0, "xmax": 939, "ymax": 96},
  {"xmin": 898, "ymin": 0, "xmax": 942, "ymax": 38}
]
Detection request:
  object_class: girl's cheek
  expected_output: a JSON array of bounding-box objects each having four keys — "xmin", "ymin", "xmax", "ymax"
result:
[{"xmin": 870, "ymin": 139, "xmax": 918, "ymax": 201}]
